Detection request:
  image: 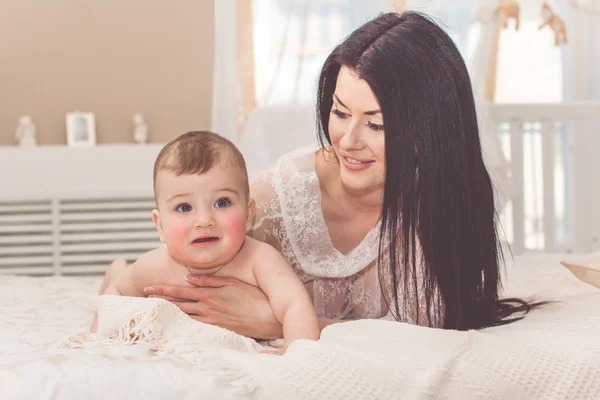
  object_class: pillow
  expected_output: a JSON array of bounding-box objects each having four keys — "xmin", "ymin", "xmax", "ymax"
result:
[{"xmin": 561, "ymin": 251, "xmax": 600, "ymax": 288}]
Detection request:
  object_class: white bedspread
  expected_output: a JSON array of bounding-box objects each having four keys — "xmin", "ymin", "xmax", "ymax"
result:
[{"xmin": 1, "ymin": 254, "xmax": 599, "ymax": 399}]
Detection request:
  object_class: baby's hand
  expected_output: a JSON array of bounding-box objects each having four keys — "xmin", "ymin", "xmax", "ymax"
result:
[{"xmin": 260, "ymin": 348, "xmax": 285, "ymax": 355}]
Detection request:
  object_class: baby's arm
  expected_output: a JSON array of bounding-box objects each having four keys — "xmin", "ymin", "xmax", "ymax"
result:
[
  {"xmin": 103, "ymin": 251, "xmax": 157, "ymax": 296},
  {"xmin": 252, "ymin": 244, "xmax": 320, "ymax": 353},
  {"xmin": 90, "ymin": 251, "xmax": 158, "ymax": 332}
]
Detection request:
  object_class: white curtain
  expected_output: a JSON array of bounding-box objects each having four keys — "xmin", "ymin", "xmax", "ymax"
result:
[
  {"xmin": 252, "ymin": 0, "xmax": 393, "ymax": 106},
  {"xmin": 212, "ymin": 0, "xmax": 238, "ymax": 141},
  {"xmin": 563, "ymin": 1, "xmax": 600, "ymax": 100}
]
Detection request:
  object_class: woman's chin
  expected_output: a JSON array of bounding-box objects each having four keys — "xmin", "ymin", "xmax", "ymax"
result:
[{"xmin": 339, "ymin": 174, "xmax": 382, "ymax": 196}]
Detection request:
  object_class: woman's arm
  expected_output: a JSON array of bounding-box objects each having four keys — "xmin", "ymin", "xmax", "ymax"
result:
[
  {"xmin": 144, "ymin": 274, "xmax": 285, "ymax": 340},
  {"xmin": 145, "ymin": 276, "xmax": 345, "ymax": 338}
]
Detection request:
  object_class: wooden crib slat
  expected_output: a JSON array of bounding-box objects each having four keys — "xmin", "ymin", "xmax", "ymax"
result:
[
  {"xmin": 510, "ymin": 120, "xmax": 525, "ymax": 254},
  {"xmin": 541, "ymin": 119, "xmax": 556, "ymax": 251}
]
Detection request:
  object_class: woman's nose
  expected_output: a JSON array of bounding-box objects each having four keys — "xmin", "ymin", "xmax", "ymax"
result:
[{"xmin": 339, "ymin": 121, "xmax": 363, "ymax": 149}]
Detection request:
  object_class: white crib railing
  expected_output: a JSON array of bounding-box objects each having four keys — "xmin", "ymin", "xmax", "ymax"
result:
[
  {"xmin": 0, "ymin": 103, "xmax": 598, "ymax": 275},
  {"xmin": 489, "ymin": 101, "xmax": 600, "ymax": 254}
]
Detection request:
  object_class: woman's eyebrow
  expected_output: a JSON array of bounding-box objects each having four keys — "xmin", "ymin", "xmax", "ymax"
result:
[
  {"xmin": 333, "ymin": 94, "xmax": 347, "ymax": 108},
  {"xmin": 333, "ymin": 94, "xmax": 381, "ymax": 115}
]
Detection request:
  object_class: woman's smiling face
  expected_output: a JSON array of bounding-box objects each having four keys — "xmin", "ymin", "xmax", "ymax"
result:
[{"xmin": 328, "ymin": 66, "xmax": 386, "ymax": 194}]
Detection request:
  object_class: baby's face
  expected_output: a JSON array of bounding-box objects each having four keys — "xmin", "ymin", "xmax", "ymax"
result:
[{"xmin": 152, "ymin": 165, "xmax": 251, "ymax": 269}]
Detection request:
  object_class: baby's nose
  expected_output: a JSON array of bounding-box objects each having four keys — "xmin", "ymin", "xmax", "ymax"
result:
[{"xmin": 193, "ymin": 211, "xmax": 216, "ymax": 228}]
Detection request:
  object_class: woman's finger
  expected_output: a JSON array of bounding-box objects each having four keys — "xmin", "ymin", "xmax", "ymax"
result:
[
  {"xmin": 171, "ymin": 300, "xmax": 206, "ymax": 316},
  {"xmin": 148, "ymin": 294, "xmax": 187, "ymax": 302},
  {"xmin": 143, "ymin": 284, "xmax": 208, "ymax": 301}
]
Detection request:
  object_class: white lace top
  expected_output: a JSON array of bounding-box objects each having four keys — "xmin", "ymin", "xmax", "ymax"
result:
[{"xmin": 250, "ymin": 146, "xmax": 440, "ymax": 324}]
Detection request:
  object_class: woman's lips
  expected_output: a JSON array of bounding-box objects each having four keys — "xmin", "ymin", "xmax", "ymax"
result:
[{"xmin": 342, "ymin": 156, "xmax": 374, "ymax": 171}]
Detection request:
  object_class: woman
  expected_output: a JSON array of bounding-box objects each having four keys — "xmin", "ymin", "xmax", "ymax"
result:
[{"xmin": 143, "ymin": 11, "xmax": 540, "ymax": 338}]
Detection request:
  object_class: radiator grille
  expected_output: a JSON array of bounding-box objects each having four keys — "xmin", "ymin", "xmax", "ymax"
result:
[{"xmin": 0, "ymin": 197, "xmax": 159, "ymax": 275}]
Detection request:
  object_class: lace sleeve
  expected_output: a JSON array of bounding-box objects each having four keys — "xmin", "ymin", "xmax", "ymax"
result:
[{"xmin": 248, "ymin": 170, "xmax": 285, "ymax": 253}]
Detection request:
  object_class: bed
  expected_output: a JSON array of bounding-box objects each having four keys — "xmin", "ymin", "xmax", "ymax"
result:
[
  {"xmin": 1, "ymin": 253, "xmax": 598, "ymax": 399},
  {"xmin": 1, "ymin": 102, "xmax": 600, "ymax": 399}
]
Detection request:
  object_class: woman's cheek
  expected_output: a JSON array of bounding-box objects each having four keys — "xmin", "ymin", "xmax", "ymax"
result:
[
  {"xmin": 328, "ymin": 118, "xmax": 344, "ymax": 145},
  {"xmin": 375, "ymin": 136, "xmax": 386, "ymax": 161}
]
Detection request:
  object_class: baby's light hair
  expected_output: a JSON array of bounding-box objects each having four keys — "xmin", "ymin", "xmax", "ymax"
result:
[{"xmin": 153, "ymin": 130, "xmax": 249, "ymax": 201}]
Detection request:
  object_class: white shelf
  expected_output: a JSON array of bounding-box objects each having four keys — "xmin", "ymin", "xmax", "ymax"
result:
[{"xmin": 0, "ymin": 144, "xmax": 164, "ymax": 200}]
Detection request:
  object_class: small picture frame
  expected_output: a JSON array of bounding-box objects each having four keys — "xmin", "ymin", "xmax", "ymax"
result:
[{"xmin": 66, "ymin": 111, "xmax": 96, "ymax": 147}]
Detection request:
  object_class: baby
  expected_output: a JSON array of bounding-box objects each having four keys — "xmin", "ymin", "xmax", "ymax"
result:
[{"xmin": 91, "ymin": 130, "xmax": 320, "ymax": 354}]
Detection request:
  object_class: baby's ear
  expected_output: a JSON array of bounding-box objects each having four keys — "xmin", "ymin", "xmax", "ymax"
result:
[
  {"xmin": 246, "ymin": 199, "xmax": 256, "ymax": 232},
  {"xmin": 151, "ymin": 209, "xmax": 165, "ymax": 243}
]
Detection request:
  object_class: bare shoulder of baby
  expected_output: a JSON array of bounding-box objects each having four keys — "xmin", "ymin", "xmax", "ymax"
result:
[
  {"xmin": 137, "ymin": 247, "xmax": 195, "ymax": 287},
  {"xmin": 215, "ymin": 236, "xmax": 263, "ymax": 287}
]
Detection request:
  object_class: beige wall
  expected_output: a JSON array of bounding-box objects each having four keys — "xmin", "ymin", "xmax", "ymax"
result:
[{"xmin": 0, "ymin": 0, "xmax": 213, "ymax": 146}]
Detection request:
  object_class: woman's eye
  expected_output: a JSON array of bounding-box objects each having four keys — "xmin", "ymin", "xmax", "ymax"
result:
[
  {"xmin": 331, "ymin": 108, "xmax": 349, "ymax": 120},
  {"xmin": 175, "ymin": 203, "xmax": 192, "ymax": 213},
  {"xmin": 366, "ymin": 121, "xmax": 384, "ymax": 132},
  {"xmin": 214, "ymin": 198, "xmax": 231, "ymax": 208}
]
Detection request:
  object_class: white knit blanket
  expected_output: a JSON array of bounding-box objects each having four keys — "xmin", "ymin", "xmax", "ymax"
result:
[
  {"xmin": 59, "ymin": 289, "xmax": 600, "ymax": 400},
  {"xmin": 2, "ymin": 254, "xmax": 599, "ymax": 399}
]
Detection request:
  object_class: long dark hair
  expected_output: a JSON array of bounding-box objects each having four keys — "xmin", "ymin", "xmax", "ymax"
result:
[{"xmin": 316, "ymin": 11, "xmax": 543, "ymax": 330}]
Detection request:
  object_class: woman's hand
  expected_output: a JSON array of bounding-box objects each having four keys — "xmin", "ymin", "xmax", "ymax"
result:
[{"xmin": 143, "ymin": 275, "xmax": 284, "ymax": 340}]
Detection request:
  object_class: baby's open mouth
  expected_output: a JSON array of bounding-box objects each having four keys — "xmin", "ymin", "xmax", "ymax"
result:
[{"xmin": 192, "ymin": 237, "xmax": 219, "ymax": 244}]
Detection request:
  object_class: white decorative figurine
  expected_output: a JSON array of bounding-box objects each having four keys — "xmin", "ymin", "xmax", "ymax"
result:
[
  {"xmin": 133, "ymin": 113, "xmax": 148, "ymax": 144},
  {"xmin": 15, "ymin": 115, "xmax": 37, "ymax": 148}
]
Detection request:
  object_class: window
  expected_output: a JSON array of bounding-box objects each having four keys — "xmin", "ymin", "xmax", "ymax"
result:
[
  {"xmin": 494, "ymin": 1, "xmax": 563, "ymax": 103},
  {"xmin": 252, "ymin": 0, "xmax": 392, "ymax": 106}
]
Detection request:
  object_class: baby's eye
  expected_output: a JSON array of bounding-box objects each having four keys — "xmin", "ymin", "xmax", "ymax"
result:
[
  {"xmin": 175, "ymin": 203, "xmax": 192, "ymax": 213},
  {"xmin": 214, "ymin": 198, "xmax": 231, "ymax": 208}
]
